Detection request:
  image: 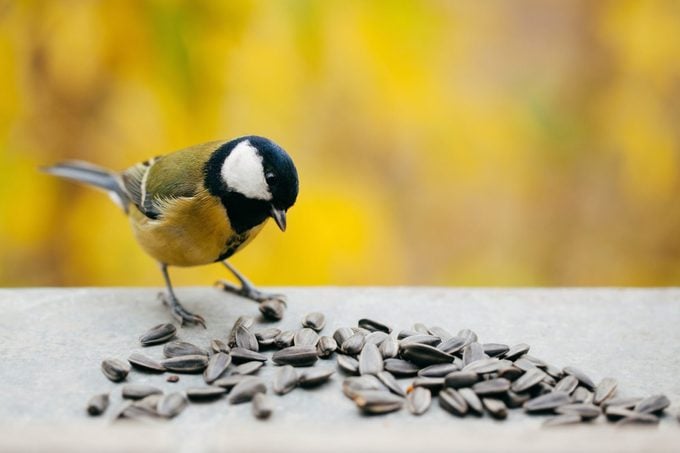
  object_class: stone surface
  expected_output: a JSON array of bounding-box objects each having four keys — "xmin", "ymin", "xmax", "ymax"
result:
[{"xmin": 0, "ymin": 287, "xmax": 679, "ymax": 452}]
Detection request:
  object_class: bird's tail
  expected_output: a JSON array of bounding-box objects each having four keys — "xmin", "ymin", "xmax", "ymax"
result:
[{"xmin": 42, "ymin": 161, "xmax": 130, "ymax": 213}]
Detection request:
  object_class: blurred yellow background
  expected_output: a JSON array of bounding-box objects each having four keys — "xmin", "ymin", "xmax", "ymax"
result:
[{"xmin": 1, "ymin": 0, "xmax": 680, "ymax": 287}]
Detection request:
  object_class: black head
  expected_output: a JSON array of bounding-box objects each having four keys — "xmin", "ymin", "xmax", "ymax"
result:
[{"xmin": 205, "ymin": 136, "xmax": 299, "ymax": 233}]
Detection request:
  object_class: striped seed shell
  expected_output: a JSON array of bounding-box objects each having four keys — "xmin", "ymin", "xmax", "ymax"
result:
[
  {"xmin": 157, "ymin": 392, "xmax": 187, "ymax": 418},
  {"xmin": 128, "ymin": 353, "xmax": 165, "ymax": 373},
  {"xmin": 523, "ymin": 391, "xmax": 571, "ymax": 412},
  {"xmin": 213, "ymin": 374, "xmax": 250, "ymax": 390},
  {"xmin": 457, "ymin": 329, "xmax": 478, "ymax": 346},
  {"xmin": 342, "ymin": 376, "xmax": 385, "ymax": 400},
  {"xmin": 316, "ymin": 336, "xmax": 338, "ymax": 358},
  {"xmin": 358, "ymin": 318, "xmax": 392, "ymax": 334},
  {"xmin": 563, "ymin": 366, "xmax": 595, "ymax": 390},
  {"xmin": 337, "ymin": 354, "xmax": 360, "ymax": 375},
  {"xmin": 571, "ymin": 387, "xmax": 593, "ymax": 404},
  {"xmin": 274, "ymin": 330, "xmax": 295, "ymax": 349},
  {"xmin": 459, "ymin": 387, "xmax": 484, "ymax": 415},
  {"xmin": 302, "ymin": 312, "xmax": 326, "ymax": 332},
  {"xmin": 634, "ymin": 394, "xmax": 670, "ymax": 414},
  {"xmin": 232, "ymin": 361, "xmax": 264, "ymax": 375},
  {"xmin": 462, "ymin": 342, "xmax": 486, "ymax": 366},
  {"xmin": 364, "ymin": 331, "xmax": 389, "ymax": 346},
  {"xmin": 503, "ymin": 343, "xmax": 530, "ymax": 361},
  {"xmin": 298, "ymin": 368, "xmax": 335, "ymax": 388},
  {"xmin": 428, "ymin": 326, "xmax": 452, "ymax": 341},
  {"xmin": 376, "ymin": 371, "xmax": 405, "ymax": 397},
  {"xmin": 294, "ymin": 328, "xmax": 319, "ymax": 347},
  {"xmin": 101, "ymin": 358, "xmax": 130, "ymax": 382},
  {"xmin": 472, "ymin": 378, "xmax": 511, "ymax": 396},
  {"xmin": 186, "ymin": 386, "xmax": 226, "ymax": 400},
  {"xmin": 161, "ymin": 355, "xmax": 209, "ymax": 373},
  {"xmin": 444, "ymin": 370, "xmax": 479, "ymax": 389},
  {"xmin": 463, "ymin": 358, "xmax": 506, "ymax": 374},
  {"xmin": 601, "ymin": 396, "xmax": 642, "ymax": 410},
  {"xmin": 139, "ymin": 323, "xmax": 176, "ymax": 346},
  {"xmin": 437, "ymin": 336, "xmax": 466, "ymax": 355},
  {"xmin": 543, "ymin": 414, "xmax": 582, "ymax": 427},
  {"xmin": 511, "ymin": 368, "xmax": 547, "ymax": 393},
  {"xmin": 211, "ymin": 339, "xmax": 230, "ymax": 354},
  {"xmin": 555, "ymin": 403, "xmax": 601, "ymax": 420},
  {"xmin": 439, "ymin": 388, "xmax": 468, "ymax": 416},
  {"xmin": 399, "ymin": 335, "xmax": 441, "ymax": 347},
  {"xmin": 333, "ymin": 327, "xmax": 354, "ymax": 347},
  {"xmin": 593, "ymin": 378, "xmax": 617, "ymax": 405},
  {"xmin": 359, "ymin": 343, "xmax": 384, "ymax": 376},
  {"xmin": 400, "ymin": 343, "xmax": 454, "ymax": 366},
  {"xmin": 418, "ymin": 363, "xmax": 459, "ymax": 378},
  {"xmin": 235, "ymin": 325, "xmax": 259, "ymax": 352},
  {"xmin": 259, "ymin": 299, "xmax": 285, "ymax": 321},
  {"xmin": 554, "ymin": 375, "xmax": 579, "ymax": 394},
  {"xmin": 483, "ymin": 343, "xmax": 509, "ymax": 357},
  {"xmin": 203, "ymin": 352, "xmax": 231, "ymax": 383},
  {"xmin": 406, "ymin": 387, "xmax": 431, "ymax": 415},
  {"xmin": 86, "ymin": 393, "xmax": 109, "ymax": 416},
  {"xmin": 252, "ymin": 393, "xmax": 273, "ymax": 419},
  {"xmin": 483, "ymin": 398, "xmax": 508, "ymax": 419},
  {"xmin": 354, "ymin": 391, "xmax": 403, "ymax": 414},
  {"xmin": 274, "ymin": 365, "xmax": 298, "ymax": 395},
  {"xmin": 228, "ymin": 377, "xmax": 267, "ymax": 404},
  {"xmin": 272, "ymin": 345, "xmax": 318, "ymax": 367},
  {"xmin": 384, "ymin": 359, "xmax": 420, "ymax": 377},
  {"xmin": 411, "ymin": 377, "xmax": 445, "ymax": 392},
  {"xmin": 379, "ymin": 337, "xmax": 399, "ymax": 359},
  {"xmin": 163, "ymin": 340, "xmax": 207, "ymax": 358},
  {"xmin": 255, "ymin": 327, "xmax": 281, "ymax": 347},
  {"xmin": 341, "ymin": 333, "xmax": 365, "ymax": 355},
  {"xmin": 230, "ymin": 347, "xmax": 267, "ymax": 363},
  {"xmin": 122, "ymin": 384, "xmax": 162, "ymax": 400}
]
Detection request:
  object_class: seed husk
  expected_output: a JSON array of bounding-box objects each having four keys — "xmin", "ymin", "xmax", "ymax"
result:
[
  {"xmin": 513, "ymin": 358, "xmax": 537, "ymax": 372},
  {"xmin": 364, "ymin": 331, "xmax": 389, "ymax": 346},
  {"xmin": 418, "ymin": 363, "xmax": 459, "ymax": 378},
  {"xmin": 161, "ymin": 354, "xmax": 209, "ymax": 373},
  {"xmin": 377, "ymin": 371, "xmax": 405, "ymax": 397},
  {"xmin": 341, "ymin": 333, "xmax": 365, "ymax": 355},
  {"xmin": 122, "ymin": 384, "xmax": 162, "ymax": 400},
  {"xmin": 472, "ymin": 378, "xmax": 511, "ymax": 396},
  {"xmin": 410, "ymin": 377, "xmax": 445, "ymax": 393},
  {"xmin": 543, "ymin": 414, "xmax": 582, "ymax": 427},
  {"xmin": 398, "ymin": 329, "xmax": 420, "ymax": 339},
  {"xmin": 354, "ymin": 390, "xmax": 403, "ymax": 414},
  {"xmin": 299, "ymin": 368, "xmax": 335, "ymax": 388},
  {"xmin": 302, "ymin": 312, "xmax": 326, "ymax": 332},
  {"xmin": 401, "ymin": 343, "xmax": 454, "ymax": 366},
  {"xmin": 359, "ymin": 343, "xmax": 384, "ymax": 376},
  {"xmin": 203, "ymin": 352, "xmax": 231, "ymax": 383},
  {"xmin": 211, "ymin": 339, "xmax": 230, "ymax": 354},
  {"xmin": 498, "ymin": 366, "xmax": 523, "ymax": 381},
  {"xmin": 555, "ymin": 403, "xmax": 601, "ymax": 421},
  {"xmin": 213, "ymin": 374, "xmax": 249, "ymax": 390},
  {"xmin": 634, "ymin": 394, "xmax": 670, "ymax": 414},
  {"xmin": 294, "ymin": 328, "xmax": 319, "ymax": 347},
  {"xmin": 86, "ymin": 393, "xmax": 109, "ymax": 416},
  {"xmin": 439, "ymin": 388, "xmax": 468, "ymax": 416},
  {"xmin": 503, "ymin": 390, "xmax": 531, "ymax": 408},
  {"xmin": 186, "ymin": 386, "xmax": 227, "ymax": 400},
  {"xmin": 616, "ymin": 414, "xmax": 660, "ymax": 426},
  {"xmin": 230, "ymin": 347, "xmax": 268, "ymax": 363},
  {"xmin": 139, "ymin": 323, "xmax": 176, "ymax": 346},
  {"xmin": 128, "ymin": 353, "xmax": 165, "ymax": 373},
  {"xmin": 120, "ymin": 402, "xmax": 159, "ymax": 420},
  {"xmin": 524, "ymin": 391, "xmax": 571, "ymax": 413},
  {"xmin": 274, "ymin": 330, "xmax": 295, "ymax": 349},
  {"xmin": 399, "ymin": 334, "xmax": 441, "ymax": 347},
  {"xmin": 462, "ymin": 342, "xmax": 486, "ymax": 366},
  {"xmin": 482, "ymin": 398, "xmax": 508, "ymax": 419},
  {"xmin": 444, "ymin": 370, "xmax": 479, "ymax": 389},
  {"xmin": 333, "ymin": 327, "xmax": 354, "ymax": 347},
  {"xmin": 503, "ymin": 343, "xmax": 530, "ymax": 361},
  {"xmin": 235, "ymin": 325, "xmax": 259, "ymax": 352},
  {"xmin": 233, "ymin": 360, "xmax": 264, "ymax": 375},
  {"xmin": 134, "ymin": 394, "xmax": 161, "ymax": 414},
  {"xmin": 101, "ymin": 358, "xmax": 130, "ymax": 382},
  {"xmin": 544, "ymin": 363, "xmax": 564, "ymax": 380},
  {"xmin": 163, "ymin": 340, "xmax": 207, "ymax": 358},
  {"xmin": 593, "ymin": 377, "xmax": 617, "ymax": 405},
  {"xmin": 554, "ymin": 375, "xmax": 579, "ymax": 394},
  {"xmin": 563, "ymin": 366, "xmax": 595, "ymax": 390},
  {"xmin": 483, "ymin": 343, "xmax": 510, "ymax": 357},
  {"xmin": 227, "ymin": 316, "xmax": 255, "ymax": 346},
  {"xmin": 157, "ymin": 392, "xmax": 187, "ymax": 418},
  {"xmin": 358, "ymin": 318, "xmax": 392, "ymax": 334},
  {"xmin": 571, "ymin": 386, "xmax": 593, "ymax": 404},
  {"xmin": 511, "ymin": 368, "xmax": 547, "ymax": 393},
  {"xmin": 252, "ymin": 393, "xmax": 273, "ymax": 419},
  {"xmin": 272, "ymin": 345, "xmax": 318, "ymax": 367},
  {"xmin": 379, "ymin": 337, "xmax": 399, "ymax": 359},
  {"xmin": 317, "ymin": 336, "xmax": 338, "ymax": 358},
  {"xmin": 601, "ymin": 396, "xmax": 642, "ymax": 410},
  {"xmin": 259, "ymin": 299, "xmax": 286, "ymax": 321},
  {"xmin": 255, "ymin": 327, "xmax": 281, "ymax": 347},
  {"xmin": 457, "ymin": 329, "xmax": 478, "ymax": 346},
  {"xmin": 459, "ymin": 387, "xmax": 484, "ymax": 415},
  {"xmin": 337, "ymin": 355, "xmax": 360, "ymax": 375},
  {"xmin": 342, "ymin": 376, "xmax": 385, "ymax": 399},
  {"xmin": 406, "ymin": 387, "xmax": 431, "ymax": 415},
  {"xmin": 436, "ymin": 336, "xmax": 466, "ymax": 354},
  {"xmin": 412, "ymin": 322, "xmax": 429, "ymax": 333},
  {"xmin": 228, "ymin": 377, "xmax": 267, "ymax": 404},
  {"xmin": 606, "ymin": 406, "xmax": 659, "ymax": 423},
  {"xmin": 463, "ymin": 358, "xmax": 505, "ymax": 374},
  {"xmin": 274, "ymin": 365, "xmax": 298, "ymax": 395},
  {"xmin": 384, "ymin": 358, "xmax": 420, "ymax": 377},
  {"xmin": 428, "ymin": 326, "xmax": 452, "ymax": 341}
]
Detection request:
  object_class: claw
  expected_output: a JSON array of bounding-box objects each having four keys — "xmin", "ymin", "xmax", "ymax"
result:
[
  {"xmin": 215, "ymin": 279, "xmax": 287, "ymax": 304},
  {"xmin": 158, "ymin": 292, "xmax": 206, "ymax": 328}
]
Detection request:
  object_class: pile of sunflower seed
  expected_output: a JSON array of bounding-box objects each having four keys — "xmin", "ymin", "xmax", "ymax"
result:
[{"xmin": 89, "ymin": 312, "xmax": 676, "ymax": 426}]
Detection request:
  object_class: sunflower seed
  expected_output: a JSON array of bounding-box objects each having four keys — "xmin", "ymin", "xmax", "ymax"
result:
[
  {"xmin": 457, "ymin": 329, "xmax": 478, "ymax": 346},
  {"xmin": 384, "ymin": 358, "xmax": 420, "ymax": 377},
  {"xmin": 463, "ymin": 358, "xmax": 505, "ymax": 374},
  {"xmin": 571, "ymin": 386, "xmax": 593, "ymax": 404},
  {"xmin": 483, "ymin": 398, "xmax": 508, "ymax": 419},
  {"xmin": 400, "ymin": 335, "xmax": 441, "ymax": 347},
  {"xmin": 483, "ymin": 343, "xmax": 509, "ymax": 357},
  {"xmin": 398, "ymin": 329, "xmax": 419, "ymax": 339},
  {"xmin": 513, "ymin": 358, "xmax": 537, "ymax": 372},
  {"xmin": 333, "ymin": 327, "xmax": 354, "ymax": 347},
  {"xmin": 337, "ymin": 355, "xmax": 360, "ymax": 375},
  {"xmin": 605, "ymin": 406, "xmax": 659, "ymax": 423},
  {"xmin": 302, "ymin": 312, "xmax": 326, "ymax": 332},
  {"xmin": 272, "ymin": 345, "xmax": 318, "ymax": 367},
  {"xmin": 359, "ymin": 343, "xmax": 384, "ymax": 375},
  {"xmin": 401, "ymin": 343, "xmax": 454, "ymax": 366},
  {"xmin": 472, "ymin": 378, "xmax": 511, "ymax": 396},
  {"xmin": 592, "ymin": 378, "xmax": 617, "ymax": 405},
  {"xmin": 428, "ymin": 326, "xmax": 452, "ymax": 341},
  {"xmin": 503, "ymin": 390, "xmax": 531, "ymax": 408},
  {"xmin": 259, "ymin": 299, "xmax": 286, "ymax": 321},
  {"xmin": 186, "ymin": 386, "xmax": 227, "ymax": 400},
  {"xmin": 563, "ymin": 366, "xmax": 595, "ymax": 390},
  {"xmin": 134, "ymin": 394, "xmax": 161, "ymax": 414},
  {"xmin": 444, "ymin": 370, "xmax": 478, "ymax": 388},
  {"xmin": 255, "ymin": 327, "xmax": 281, "ymax": 347},
  {"xmin": 341, "ymin": 333, "xmax": 365, "ymax": 355},
  {"xmin": 601, "ymin": 396, "xmax": 642, "ymax": 410},
  {"xmin": 120, "ymin": 402, "xmax": 158, "ymax": 420},
  {"xmin": 294, "ymin": 328, "xmax": 319, "ymax": 347},
  {"xmin": 274, "ymin": 330, "xmax": 295, "ymax": 349},
  {"xmin": 418, "ymin": 363, "xmax": 459, "ymax": 378},
  {"xmin": 235, "ymin": 326, "xmax": 259, "ymax": 352},
  {"xmin": 379, "ymin": 337, "xmax": 399, "ymax": 359},
  {"xmin": 354, "ymin": 391, "xmax": 403, "ymax": 414},
  {"xmin": 524, "ymin": 391, "xmax": 570, "ymax": 412},
  {"xmin": 86, "ymin": 394, "xmax": 109, "ymax": 416},
  {"xmin": 544, "ymin": 363, "xmax": 564, "ymax": 380},
  {"xmin": 555, "ymin": 403, "xmax": 601, "ymax": 420},
  {"xmin": 101, "ymin": 358, "xmax": 130, "ymax": 382},
  {"xmin": 128, "ymin": 353, "xmax": 165, "ymax": 373},
  {"xmin": 436, "ymin": 336, "xmax": 466, "ymax": 354},
  {"xmin": 411, "ymin": 377, "xmax": 445, "ymax": 393},
  {"xmin": 252, "ymin": 393, "xmax": 273, "ymax": 419},
  {"xmin": 462, "ymin": 342, "xmax": 486, "ymax": 366},
  {"xmin": 157, "ymin": 392, "xmax": 187, "ymax": 418},
  {"xmin": 377, "ymin": 371, "xmax": 405, "ymax": 397},
  {"xmin": 211, "ymin": 339, "xmax": 230, "ymax": 354},
  {"xmin": 503, "ymin": 343, "xmax": 530, "ymax": 361},
  {"xmin": 543, "ymin": 414, "xmax": 582, "ymax": 427},
  {"xmin": 511, "ymin": 368, "xmax": 547, "ymax": 393},
  {"xmin": 634, "ymin": 394, "xmax": 670, "ymax": 414},
  {"xmin": 364, "ymin": 331, "xmax": 389, "ymax": 346},
  {"xmin": 554, "ymin": 375, "xmax": 579, "ymax": 394},
  {"xmin": 459, "ymin": 387, "xmax": 484, "ymax": 415},
  {"xmin": 342, "ymin": 376, "xmax": 385, "ymax": 399},
  {"xmin": 413, "ymin": 322, "xmax": 429, "ymax": 334},
  {"xmin": 161, "ymin": 354, "xmax": 209, "ymax": 373},
  {"xmin": 233, "ymin": 361, "xmax": 264, "ymax": 375},
  {"xmin": 406, "ymin": 387, "xmax": 431, "ymax": 415},
  {"xmin": 498, "ymin": 366, "xmax": 523, "ymax": 381},
  {"xmin": 163, "ymin": 340, "xmax": 207, "ymax": 358},
  {"xmin": 213, "ymin": 374, "xmax": 249, "ymax": 390},
  {"xmin": 229, "ymin": 377, "xmax": 267, "ymax": 404},
  {"xmin": 299, "ymin": 368, "xmax": 335, "ymax": 388},
  {"xmin": 359, "ymin": 318, "xmax": 392, "ymax": 334},
  {"xmin": 316, "ymin": 336, "xmax": 337, "ymax": 358},
  {"xmin": 139, "ymin": 323, "xmax": 176, "ymax": 346},
  {"xmin": 203, "ymin": 352, "xmax": 231, "ymax": 383},
  {"xmin": 230, "ymin": 347, "xmax": 267, "ymax": 363},
  {"xmin": 439, "ymin": 388, "xmax": 468, "ymax": 416},
  {"xmin": 616, "ymin": 414, "xmax": 660, "ymax": 425},
  {"xmin": 122, "ymin": 384, "xmax": 162, "ymax": 400},
  {"xmin": 273, "ymin": 365, "xmax": 298, "ymax": 395}
]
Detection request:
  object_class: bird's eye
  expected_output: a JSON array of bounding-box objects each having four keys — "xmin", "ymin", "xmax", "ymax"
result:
[{"xmin": 265, "ymin": 172, "xmax": 277, "ymax": 184}]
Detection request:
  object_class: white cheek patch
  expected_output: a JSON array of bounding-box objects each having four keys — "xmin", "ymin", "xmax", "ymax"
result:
[{"xmin": 220, "ymin": 140, "xmax": 272, "ymax": 200}]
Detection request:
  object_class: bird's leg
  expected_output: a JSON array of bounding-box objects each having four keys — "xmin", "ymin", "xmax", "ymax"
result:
[
  {"xmin": 159, "ymin": 263, "xmax": 206, "ymax": 328},
  {"xmin": 216, "ymin": 261, "xmax": 287, "ymax": 304}
]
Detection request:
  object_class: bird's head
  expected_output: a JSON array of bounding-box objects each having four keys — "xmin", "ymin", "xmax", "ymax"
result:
[{"xmin": 205, "ymin": 136, "xmax": 299, "ymax": 233}]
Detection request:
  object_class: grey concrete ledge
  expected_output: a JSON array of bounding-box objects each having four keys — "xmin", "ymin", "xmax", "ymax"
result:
[{"xmin": 1, "ymin": 287, "xmax": 679, "ymax": 452}]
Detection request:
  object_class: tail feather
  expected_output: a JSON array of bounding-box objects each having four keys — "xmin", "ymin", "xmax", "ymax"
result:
[{"xmin": 42, "ymin": 161, "xmax": 130, "ymax": 212}]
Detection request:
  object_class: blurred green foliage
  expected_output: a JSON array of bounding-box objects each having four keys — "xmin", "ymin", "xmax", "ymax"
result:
[{"xmin": 1, "ymin": 0, "xmax": 680, "ymax": 287}]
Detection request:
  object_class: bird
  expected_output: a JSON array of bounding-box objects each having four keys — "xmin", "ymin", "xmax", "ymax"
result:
[{"xmin": 42, "ymin": 135, "xmax": 299, "ymax": 327}]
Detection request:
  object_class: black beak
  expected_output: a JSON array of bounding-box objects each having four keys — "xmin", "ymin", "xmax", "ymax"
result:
[{"xmin": 270, "ymin": 206, "xmax": 287, "ymax": 232}]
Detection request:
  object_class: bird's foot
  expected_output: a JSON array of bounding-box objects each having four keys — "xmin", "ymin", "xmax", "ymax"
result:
[
  {"xmin": 158, "ymin": 292, "xmax": 206, "ymax": 328},
  {"xmin": 214, "ymin": 279, "xmax": 287, "ymax": 304}
]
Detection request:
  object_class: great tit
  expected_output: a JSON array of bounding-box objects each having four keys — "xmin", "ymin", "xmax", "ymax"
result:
[{"xmin": 43, "ymin": 135, "xmax": 299, "ymax": 327}]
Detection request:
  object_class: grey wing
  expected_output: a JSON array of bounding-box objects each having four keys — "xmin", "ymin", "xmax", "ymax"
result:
[{"xmin": 121, "ymin": 157, "xmax": 163, "ymax": 219}]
